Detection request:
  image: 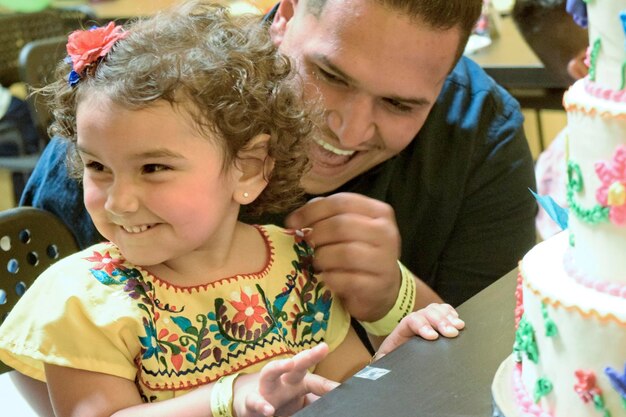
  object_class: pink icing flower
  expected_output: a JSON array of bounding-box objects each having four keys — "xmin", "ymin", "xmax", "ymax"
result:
[
  {"xmin": 66, "ymin": 22, "xmax": 127, "ymax": 75},
  {"xmin": 595, "ymin": 145, "xmax": 626, "ymax": 225}
]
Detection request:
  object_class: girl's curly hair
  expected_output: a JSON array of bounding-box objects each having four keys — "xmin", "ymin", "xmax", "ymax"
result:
[{"xmin": 42, "ymin": 0, "xmax": 316, "ymax": 215}]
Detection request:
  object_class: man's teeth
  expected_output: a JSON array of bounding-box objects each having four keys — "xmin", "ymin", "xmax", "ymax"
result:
[
  {"xmin": 314, "ymin": 138, "xmax": 355, "ymax": 156},
  {"xmin": 122, "ymin": 225, "xmax": 151, "ymax": 234}
]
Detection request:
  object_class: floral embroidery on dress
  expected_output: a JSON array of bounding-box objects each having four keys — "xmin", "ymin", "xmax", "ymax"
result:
[{"xmin": 83, "ymin": 227, "xmax": 333, "ymax": 395}]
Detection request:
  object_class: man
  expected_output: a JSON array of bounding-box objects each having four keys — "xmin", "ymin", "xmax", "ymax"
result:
[{"xmin": 21, "ymin": 0, "xmax": 536, "ymax": 346}]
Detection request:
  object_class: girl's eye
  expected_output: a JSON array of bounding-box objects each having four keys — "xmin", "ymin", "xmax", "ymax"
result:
[
  {"xmin": 142, "ymin": 164, "xmax": 170, "ymax": 174},
  {"xmin": 84, "ymin": 161, "xmax": 105, "ymax": 171}
]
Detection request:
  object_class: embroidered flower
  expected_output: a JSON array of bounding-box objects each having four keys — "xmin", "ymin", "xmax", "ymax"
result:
[
  {"xmin": 230, "ymin": 288, "xmax": 267, "ymax": 330},
  {"xmin": 139, "ymin": 317, "xmax": 162, "ymax": 360},
  {"xmin": 66, "ymin": 22, "xmax": 128, "ymax": 85},
  {"xmin": 595, "ymin": 145, "xmax": 626, "ymax": 225},
  {"xmin": 301, "ymin": 292, "xmax": 331, "ymax": 335},
  {"xmin": 84, "ymin": 250, "xmax": 124, "ymax": 275}
]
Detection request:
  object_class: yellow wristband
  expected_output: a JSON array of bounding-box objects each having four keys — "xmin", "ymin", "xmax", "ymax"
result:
[
  {"xmin": 211, "ymin": 373, "xmax": 240, "ymax": 417},
  {"xmin": 360, "ymin": 261, "xmax": 417, "ymax": 336}
]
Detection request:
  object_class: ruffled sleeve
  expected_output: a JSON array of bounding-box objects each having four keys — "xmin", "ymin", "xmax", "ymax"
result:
[{"xmin": 0, "ymin": 243, "xmax": 143, "ymax": 382}]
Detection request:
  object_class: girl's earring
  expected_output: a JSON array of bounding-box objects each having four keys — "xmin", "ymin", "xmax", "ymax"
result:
[{"xmin": 243, "ymin": 192, "xmax": 249, "ymax": 198}]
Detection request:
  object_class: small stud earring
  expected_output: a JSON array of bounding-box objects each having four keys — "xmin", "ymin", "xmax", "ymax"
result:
[{"xmin": 243, "ymin": 192, "xmax": 249, "ymax": 198}]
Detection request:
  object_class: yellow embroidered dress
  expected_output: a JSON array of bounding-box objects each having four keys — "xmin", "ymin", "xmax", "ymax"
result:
[{"xmin": 0, "ymin": 225, "xmax": 349, "ymax": 401}]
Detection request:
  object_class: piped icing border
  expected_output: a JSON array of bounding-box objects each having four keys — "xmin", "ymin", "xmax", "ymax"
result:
[
  {"xmin": 524, "ymin": 278, "xmax": 626, "ymax": 327},
  {"xmin": 563, "ymin": 248, "xmax": 626, "ymax": 299},
  {"xmin": 584, "ymin": 78, "xmax": 626, "ymax": 103},
  {"xmin": 512, "ymin": 361, "xmax": 552, "ymax": 417},
  {"xmin": 563, "ymin": 80, "xmax": 626, "ymax": 119}
]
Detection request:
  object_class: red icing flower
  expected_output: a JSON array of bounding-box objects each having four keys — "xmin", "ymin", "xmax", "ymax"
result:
[
  {"xmin": 574, "ymin": 369, "xmax": 601, "ymax": 403},
  {"xmin": 66, "ymin": 22, "xmax": 127, "ymax": 75},
  {"xmin": 230, "ymin": 289, "xmax": 267, "ymax": 330},
  {"xmin": 595, "ymin": 145, "xmax": 626, "ymax": 225}
]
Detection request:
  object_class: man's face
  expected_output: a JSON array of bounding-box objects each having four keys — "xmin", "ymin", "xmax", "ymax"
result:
[{"xmin": 271, "ymin": 0, "xmax": 461, "ymax": 194}]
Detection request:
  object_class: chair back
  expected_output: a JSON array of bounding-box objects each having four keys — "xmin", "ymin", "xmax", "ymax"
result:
[
  {"xmin": 0, "ymin": 207, "xmax": 78, "ymax": 374},
  {"xmin": 0, "ymin": 8, "xmax": 95, "ymax": 88},
  {"xmin": 18, "ymin": 35, "xmax": 68, "ymax": 141}
]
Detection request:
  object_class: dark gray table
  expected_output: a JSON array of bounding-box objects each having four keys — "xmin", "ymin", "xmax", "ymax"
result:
[{"xmin": 294, "ymin": 269, "xmax": 518, "ymax": 417}]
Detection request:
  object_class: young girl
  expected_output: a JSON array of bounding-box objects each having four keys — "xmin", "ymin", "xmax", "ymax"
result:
[{"xmin": 0, "ymin": 2, "xmax": 465, "ymax": 416}]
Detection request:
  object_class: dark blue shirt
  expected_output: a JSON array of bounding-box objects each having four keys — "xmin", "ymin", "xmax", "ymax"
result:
[{"xmin": 20, "ymin": 55, "xmax": 537, "ymax": 307}]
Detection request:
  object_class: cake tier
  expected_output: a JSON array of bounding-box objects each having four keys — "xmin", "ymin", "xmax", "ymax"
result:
[
  {"xmin": 587, "ymin": 0, "xmax": 626, "ymax": 91},
  {"xmin": 563, "ymin": 80, "xmax": 626, "ymax": 288},
  {"xmin": 517, "ymin": 232, "xmax": 626, "ymax": 417}
]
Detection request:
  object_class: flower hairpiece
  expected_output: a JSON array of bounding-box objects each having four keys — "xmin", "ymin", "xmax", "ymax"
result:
[{"xmin": 66, "ymin": 21, "xmax": 128, "ymax": 87}]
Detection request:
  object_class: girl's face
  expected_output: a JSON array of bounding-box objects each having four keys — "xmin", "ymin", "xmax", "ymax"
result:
[{"xmin": 76, "ymin": 96, "xmax": 242, "ymax": 269}]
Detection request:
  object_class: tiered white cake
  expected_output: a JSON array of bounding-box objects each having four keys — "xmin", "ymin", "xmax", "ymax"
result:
[{"xmin": 503, "ymin": 1, "xmax": 626, "ymax": 416}]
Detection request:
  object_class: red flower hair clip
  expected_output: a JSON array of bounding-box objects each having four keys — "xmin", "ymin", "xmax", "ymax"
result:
[{"xmin": 66, "ymin": 22, "xmax": 128, "ymax": 86}]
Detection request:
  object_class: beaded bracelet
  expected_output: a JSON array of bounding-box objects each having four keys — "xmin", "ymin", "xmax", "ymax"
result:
[
  {"xmin": 211, "ymin": 373, "xmax": 240, "ymax": 417},
  {"xmin": 360, "ymin": 261, "xmax": 417, "ymax": 336}
]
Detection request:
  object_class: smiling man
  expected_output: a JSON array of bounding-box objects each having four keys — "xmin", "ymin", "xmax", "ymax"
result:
[{"xmin": 21, "ymin": 0, "xmax": 536, "ymax": 347}]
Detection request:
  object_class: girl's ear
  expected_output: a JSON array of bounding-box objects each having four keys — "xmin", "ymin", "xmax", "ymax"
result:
[{"xmin": 233, "ymin": 133, "xmax": 275, "ymax": 205}]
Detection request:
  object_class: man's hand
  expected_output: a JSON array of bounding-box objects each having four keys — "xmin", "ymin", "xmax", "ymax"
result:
[{"xmin": 286, "ymin": 193, "xmax": 403, "ymax": 322}]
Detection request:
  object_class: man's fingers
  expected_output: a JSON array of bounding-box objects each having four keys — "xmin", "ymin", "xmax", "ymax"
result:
[
  {"xmin": 286, "ymin": 193, "xmax": 396, "ymax": 229},
  {"xmin": 303, "ymin": 213, "xmax": 398, "ymax": 249},
  {"xmin": 313, "ymin": 240, "xmax": 394, "ymax": 275}
]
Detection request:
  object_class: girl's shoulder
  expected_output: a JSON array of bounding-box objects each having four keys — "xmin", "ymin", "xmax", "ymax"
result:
[{"xmin": 255, "ymin": 224, "xmax": 313, "ymax": 254}]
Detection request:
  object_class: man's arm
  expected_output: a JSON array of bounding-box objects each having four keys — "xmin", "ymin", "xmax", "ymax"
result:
[{"xmin": 20, "ymin": 136, "xmax": 103, "ymax": 249}]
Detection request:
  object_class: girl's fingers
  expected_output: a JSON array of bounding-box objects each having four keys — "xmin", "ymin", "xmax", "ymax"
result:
[
  {"xmin": 302, "ymin": 373, "xmax": 340, "ymax": 397},
  {"xmin": 244, "ymin": 392, "xmax": 275, "ymax": 417},
  {"xmin": 281, "ymin": 343, "xmax": 329, "ymax": 385}
]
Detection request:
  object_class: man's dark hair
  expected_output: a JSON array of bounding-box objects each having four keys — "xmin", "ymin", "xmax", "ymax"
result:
[{"xmin": 306, "ymin": 0, "xmax": 483, "ymax": 63}]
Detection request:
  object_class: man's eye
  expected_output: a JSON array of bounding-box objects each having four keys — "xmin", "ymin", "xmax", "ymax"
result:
[
  {"xmin": 143, "ymin": 164, "xmax": 170, "ymax": 174},
  {"xmin": 383, "ymin": 98, "xmax": 413, "ymax": 114},
  {"xmin": 316, "ymin": 67, "xmax": 347, "ymax": 86}
]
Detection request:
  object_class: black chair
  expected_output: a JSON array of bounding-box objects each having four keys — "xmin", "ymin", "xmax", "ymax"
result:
[
  {"xmin": 18, "ymin": 35, "xmax": 68, "ymax": 143},
  {"xmin": 0, "ymin": 206, "xmax": 78, "ymax": 374},
  {"xmin": 0, "ymin": 8, "xmax": 96, "ymax": 200},
  {"xmin": 0, "ymin": 8, "xmax": 97, "ymax": 88}
]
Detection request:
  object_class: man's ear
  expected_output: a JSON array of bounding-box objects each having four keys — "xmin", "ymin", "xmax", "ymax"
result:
[
  {"xmin": 269, "ymin": 0, "xmax": 298, "ymax": 47},
  {"xmin": 233, "ymin": 133, "xmax": 275, "ymax": 205}
]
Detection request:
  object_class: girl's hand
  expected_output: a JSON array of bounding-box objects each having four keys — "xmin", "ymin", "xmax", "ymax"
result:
[
  {"xmin": 373, "ymin": 303, "xmax": 465, "ymax": 361},
  {"xmin": 233, "ymin": 343, "xmax": 339, "ymax": 417}
]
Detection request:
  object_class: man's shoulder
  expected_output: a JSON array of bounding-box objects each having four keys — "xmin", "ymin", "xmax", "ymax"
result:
[
  {"xmin": 441, "ymin": 56, "xmax": 520, "ymax": 115},
  {"xmin": 419, "ymin": 56, "xmax": 524, "ymax": 145}
]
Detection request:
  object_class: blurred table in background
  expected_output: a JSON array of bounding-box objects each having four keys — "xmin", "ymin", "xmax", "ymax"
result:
[
  {"xmin": 470, "ymin": 15, "xmax": 569, "ymax": 151},
  {"xmin": 50, "ymin": 0, "xmax": 276, "ymax": 19},
  {"xmin": 471, "ymin": 15, "xmax": 568, "ymax": 109}
]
